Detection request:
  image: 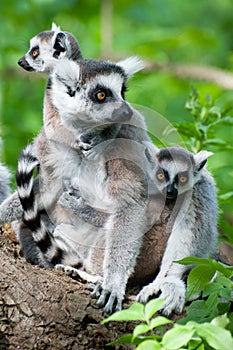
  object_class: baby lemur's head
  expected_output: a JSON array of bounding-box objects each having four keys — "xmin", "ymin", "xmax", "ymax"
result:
[
  {"xmin": 145, "ymin": 143, "xmax": 213, "ymax": 200},
  {"xmin": 18, "ymin": 23, "xmax": 82, "ymax": 73},
  {"xmin": 50, "ymin": 57, "xmax": 144, "ymax": 129}
]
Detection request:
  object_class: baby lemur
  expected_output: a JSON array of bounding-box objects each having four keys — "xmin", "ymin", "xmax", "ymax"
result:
[{"xmin": 58, "ymin": 143, "xmax": 218, "ymax": 316}]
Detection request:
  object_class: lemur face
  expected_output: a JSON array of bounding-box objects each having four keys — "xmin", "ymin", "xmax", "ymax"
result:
[
  {"xmin": 50, "ymin": 57, "xmax": 144, "ymax": 129},
  {"xmin": 18, "ymin": 23, "xmax": 82, "ymax": 74},
  {"xmin": 145, "ymin": 144, "xmax": 213, "ymax": 200}
]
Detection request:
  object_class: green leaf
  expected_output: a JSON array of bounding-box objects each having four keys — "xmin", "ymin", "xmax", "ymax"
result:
[
  {"xmin": 175, "ymin": 256, "xmax": 211, "ymax": 266},
  {"xmin": 144, "ymin": 299, "xmax": 165, "ymax": 321},
  {"xmin": 136, "ymin": 339, "xmax": 162, "ymax": 350},
  {"xmin": 106, "ymin": 334, "xmax": 133, "ymax": 346},
  {"xmin": 205, "ymin": 138, "xmax": 233, "ymax": 149},
  {"xmin": 218, "ymin": 191, "xmax": 233, "ymax": 202},
  {"xmin": 102, "ymin": 302, "xmax": 145, "ymax": 324},
  {"xmin": 205, "ymin": 293, "xmax": 219, "ymax": 311},
  {"xmin": 211, "ymin": 115, "xmax": 233, "ymax": 127},
  {"xmin": 188, "ymin": 338, "xmax": 205, "ymax": 350},
  {"xmin": 133, "ymin": 323, "xmax": 150, "ymax": 338},
  {"xmin": 175, "ymin": 122, "xmax": 199, "ymax": 138},
  {"xmin": 211, "ymin": 314, "xmax": 230, "ymax": 329},
  {"xmin": 195, "ymin": 323, "xmax": 233, "ymax": 350},
  {"xmin": 149, "ymin": 316, "xmax": 172, "ymax": 329},
  {"xmin": 179, "ymin": 300, "xmax": 210, "ymax": 324},
  {"xmin": 186, "ymin": 265, "xmax": 216, "ymax": 300},
  {"xmin": 162, "ymin": 325, "xmax": 195, "ymax": 349}
]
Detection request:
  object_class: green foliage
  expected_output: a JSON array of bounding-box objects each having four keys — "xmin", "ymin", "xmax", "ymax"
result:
[
  {"xmin": 103, "ymin": 258, "xmax": 233, "ymax": 349},
  {"xmin": 176, "ymin": 257, "xmax": 233, "ymax": 325},
  {"xmin": 175, "ymin": 87, "xmax": 233, "ymax": 153}
]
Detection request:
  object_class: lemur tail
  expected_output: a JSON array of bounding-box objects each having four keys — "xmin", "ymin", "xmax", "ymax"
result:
[{"xmin": 16, "ymin": 145, "xmax": 54, "ymax": 258}]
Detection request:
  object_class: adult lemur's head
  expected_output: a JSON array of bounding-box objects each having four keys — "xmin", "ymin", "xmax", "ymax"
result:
[{"xmin": 18, "ymin": 23, "xmax": 82, "ymax": 73}]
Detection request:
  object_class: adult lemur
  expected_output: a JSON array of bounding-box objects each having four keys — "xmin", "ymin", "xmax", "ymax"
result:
[{"xmin": 0, "ymin": 24, "xmax": 152, "ymax": 313}]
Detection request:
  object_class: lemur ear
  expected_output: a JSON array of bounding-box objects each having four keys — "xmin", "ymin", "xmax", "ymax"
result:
[
  {"xmin": 51, "ymin": 22, "xmax": 61, "ymax": 32},
  {"xmin": 53, "ymin": 32, "xmax": 68, "ymax": 58},
  {"xmin": 53, "ymin": 59, "xmax": 80, "ymax": 84},
  {"xmin": 194, "ymin": 150, "xmax": 213, "ymax": 171},
  {"xmin": 117, "ymin": 56, "xmax": 144, "ymax": 78},
  {"xmin": 143, "ymin": 141, "xmax": 160, "ymax": 163}
]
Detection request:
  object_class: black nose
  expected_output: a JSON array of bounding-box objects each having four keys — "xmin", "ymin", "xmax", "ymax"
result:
[
  {"xmin": 111, "ymin": 103, "xmax": 133, "ymax": 122},
  {"xmin": 17, "ymin": 57, "xmax": 35, "ymax": 71},
  {"xmin": 165, "ymin": 184, "xmax": 178, "ymax": 200},
  {"xmin": 18, "ymin": 58, "xmax": 24, "ymax": 67}
]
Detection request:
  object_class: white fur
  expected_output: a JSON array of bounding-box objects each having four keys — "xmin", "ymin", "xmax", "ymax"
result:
[
  {"xmin": 51, "ymin": 22, "xmax": 61, "ymax": 33},
  {"xmin": 117, "ymin": 56, "xmax": 144, "ymax": 78},
  {"xmin": 194, "ymin": 150, "xmax": 213, "ymax": 166}
]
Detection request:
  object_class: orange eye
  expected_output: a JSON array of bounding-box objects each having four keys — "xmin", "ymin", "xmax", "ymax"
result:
[
  {"xmin": 179, "ymin": 176, "xmax": 188, "ymax": 183},
  {"xmin": 157, "ymin": 172, "xmax": 165, "ymax": 181},
  {"xmin": 32, "ymin": 49, "xmax": 39, "ymax": 58},
  {"xmin": 96, "ymin": 91, "xmax": 106, "ymax": 101}
]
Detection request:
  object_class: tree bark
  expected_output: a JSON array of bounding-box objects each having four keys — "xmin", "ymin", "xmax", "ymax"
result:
[{"xmin": 0, "ymin": 225, "xmax": 134, "ymax": 350}]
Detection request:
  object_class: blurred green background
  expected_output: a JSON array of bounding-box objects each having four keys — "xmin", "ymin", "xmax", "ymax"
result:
[{"xmin": 0, "ymin": 0, "xmax": 233, "ymax": 235}]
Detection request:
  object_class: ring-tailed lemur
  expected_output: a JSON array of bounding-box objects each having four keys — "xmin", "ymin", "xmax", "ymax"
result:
[
  {"xmin": 15, "ymin": 57, "xmax": 152, "ymax": 314},
  {"xmin": 58, "ymin": 144, "xmax": 218, "ymax": 316}
]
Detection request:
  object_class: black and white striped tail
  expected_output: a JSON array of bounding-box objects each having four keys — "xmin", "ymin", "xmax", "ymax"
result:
[
  {"xmin": 15, "ymin": 145, "xmax": 81, "ymax": 268},
  {"xmin": 16, "ymin": 145, "xmax": 55, "ymax": 263}
]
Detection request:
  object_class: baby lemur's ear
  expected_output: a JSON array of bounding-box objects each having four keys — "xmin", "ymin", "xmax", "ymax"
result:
[
  {"xmin": 53, "ymin": 32, "xmax": 68, "ymax": 59},
  {"xmin": 51, "ymin": 22, "xmax": 61, "ymax": 32},
  {"xmin": 117, "ymin": 56, "xmax": 144, "ymax": 79},
  {"xmin": 143, "ymin": 141, "xmax": 160, "ymax": 163},
  {"xmin": 194, "ymin": 150, "xmax": 213, "ymax": 172}
]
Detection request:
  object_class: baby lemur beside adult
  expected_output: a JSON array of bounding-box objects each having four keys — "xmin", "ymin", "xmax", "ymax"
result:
[{"xmin": 58, "ymin": 143, "xmax": 218, "ymax": 316}]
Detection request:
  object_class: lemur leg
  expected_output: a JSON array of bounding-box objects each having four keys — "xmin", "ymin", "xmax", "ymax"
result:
[
  {"xmin": 92, "ymin": 203, "xmax": 147, "ymax": 314},
  {"xmin": 0, "ymin": 191, "xmax": 23, "ymax": 224},
  {"xmin": 137, "ymin": 218, "xmax": 193, "ymax": 316}
]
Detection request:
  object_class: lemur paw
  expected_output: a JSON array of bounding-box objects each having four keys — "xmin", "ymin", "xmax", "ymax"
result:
[
  {"xmin": 137, "ymin": 277, "xmax": 186, "ymax": 316},
  {"xmin": 58, "ymin": 190, "xmax": 82, "ymax": 210},
  {"xmin": 91, "ymin": 284, "xmax": 122, "ymax": 314}
]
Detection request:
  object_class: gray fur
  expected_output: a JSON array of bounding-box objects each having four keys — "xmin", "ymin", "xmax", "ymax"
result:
[
  {"xmin": 0, "ymin": 163, "xmax": 10, "ymax": 205},
  {"xmin": 59, "ymin": 144, "xmax": 218, "ymax": 316},
  {"xmin": 12, "ymin": 36, "xmax": 152, "ymax": 314},
  {"xmin": 32, "ymin": 58, "xmax": 151, "ymax": 313}
]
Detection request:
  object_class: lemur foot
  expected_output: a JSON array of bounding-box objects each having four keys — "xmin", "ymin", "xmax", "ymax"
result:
[
  {"xmin": 137, "ymin": 276, "xmax": 186, "ymax": 316},
  {"xmin": 55, "ymin": 264, "xmax": 101, "ymax": 284},
  {"xmin": 91, "ymin": 284, "xmax": 122, "ymax": 314}
]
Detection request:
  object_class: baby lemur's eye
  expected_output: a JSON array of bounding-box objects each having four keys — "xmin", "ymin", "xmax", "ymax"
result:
[
  {"xmin": 179, "ymin": 172, "xmax": 189, "ymax": 184},
  {"xmin": 179, "ymin": 176, "xmax": 188, "ymax": 184},
  {"xmin": 30, "ymin": 46, "xmax": 39, "ymax": 59},
  {"xmin": 156, "ymin": 171, "xmax": 165, "ymax": 181}
]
